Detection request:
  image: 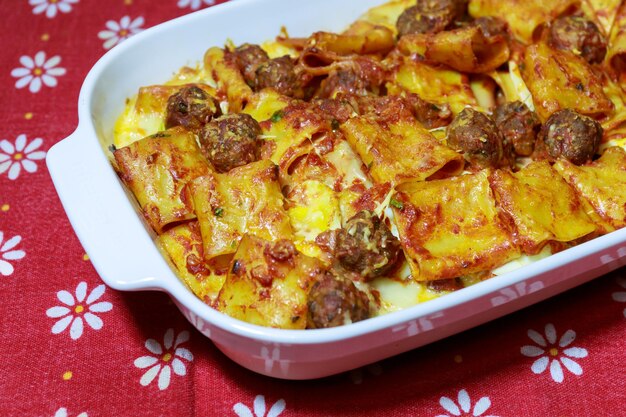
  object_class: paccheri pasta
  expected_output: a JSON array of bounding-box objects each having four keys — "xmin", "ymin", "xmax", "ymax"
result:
[{"xmin": 112, "ymin": 0, "xmax": 626, "ymax": 329}]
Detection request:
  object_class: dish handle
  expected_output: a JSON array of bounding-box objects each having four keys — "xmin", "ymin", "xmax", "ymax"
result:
[{"xmin": 46, "ymin": 128, "xmax": 173, "ymax": 292}]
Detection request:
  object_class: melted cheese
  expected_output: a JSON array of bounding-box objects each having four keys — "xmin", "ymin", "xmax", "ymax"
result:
[
  {"xmin": 323, "ymin": 139, "xmax": 372, "ymax": 189},
  {"xmin": 469, "ymin": 0, "xmax": 579, "ymax": 43},
  {"xmin": 606, "ymin": 1, "xmax": 626, "ymax": 74},
  {"xmin": 287, "ymin": 180, "xmax": 341, "ymax": 243},
  {"xmin": 259, "ymin": 103, "xmax": 329, "ymax": 170},
  {"xmin": 397, "ymin": 26, "xmax": 510, "ymax": 74},
  {"xmin": 554, "ymin": 146, "xmax": 626, "ymax": 233},
  {"xmin": 582, "ymin": 0, "xmax": 622, "ymax": 36},
  {"xmin": 489, "ymin": 162, "xmax": 597, "ymax": 254},
  {"xmin": 520, "ymin": 42, "xmax": 613, "ymax": 121},
  {"xmin": 156, "ymin": 222, "xmax": 226, "ymax": 304},
  {"xmin": 204, "ymin": 46, "xmax": 253, "ymax": 112},
  {"xmin": 492, "ymin": 246, "xmax": 553, "ymax": 275},
  {"xmin": 114, "ymin": 66, "xmax": 215, "ymax": 148},
  {"xmin": 372, "ymin": 278, "xmax": 442, "ymax": 314},
  {"xmin": 217, "ymin": 234, "xmax": 324, "ymax": 329},
  {"xmin": 190, "ymin": 160, "xmax": 293, "ymax": 259},
  {"xmin": 388, "ymin": 55, "xmax": 479, "ymax": 114},
  {"xmin": 242, "ymin": 89, "xmax": 290, "ymax": 123},
  {"xmin": 394, "ymin": 170, "xmax": 521, "ymax": 281},
  {"xmin": 490, "ymin": 61, "xmax": 535, "ymax": 111},
  {"xmin": 353, "ymin": 0, "xmax": 414, "ymax": 35},
  {"xmin": 113, "ymin": 127, "xmax": 212, "ymax": 233},
  {"xmin": 341, "ymin": 116, "xmax": 464, "ymax": 184}
]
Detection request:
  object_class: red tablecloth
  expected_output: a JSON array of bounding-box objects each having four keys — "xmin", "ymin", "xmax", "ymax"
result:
[{"xmin": 1, "ymin": 1, "xmax": 625, "ymax": 416}]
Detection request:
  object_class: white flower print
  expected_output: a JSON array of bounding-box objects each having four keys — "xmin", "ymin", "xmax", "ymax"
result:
[
  {"xmin": 0, "ymin": 231, "xmax": 25, "ymax": 276},
  {"xmin": 46, "ymin": 281, "xmax": 113, "ymax": 340},
  {"xmin": 521, "ymin": 323, "xmax": 588, "ymax": 383},
  {"xmin": 177, "ymin": 0, "xmax": 215, "ymax": 11},
  {"xmin": 29, "ymin": 0, "xmax": 79, "ymax": 19},
  {"xmin": 98, "ymin": 16, "xmax": 144, "ymax": 50},
  {"xmin": 11, "ymin": 51, "xmax": 66, "ymax": 93},
  {"xmin": 134, "ymin": 328, "xmax": 193, "ymax": 390},
  {"xmin": 52, "ymin": 407, "xmax": 88, "ymax": 417},
  {"xmin": 233, "ymin": 395, "xmax": 286, "ymax": 417},
  {"xmin": 612, "ymin": 277, "xmax": 626, "ymax": 318},
  {"xmin": 0, "ymin": 134, "xmax": 46, "ymax": 180},
  {"xmin": 435, "ymin": 389, "xmax": 497, "ymax": 417}
]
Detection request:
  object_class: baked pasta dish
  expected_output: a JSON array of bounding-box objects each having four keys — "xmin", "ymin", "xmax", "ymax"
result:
[{"xmin": 111, "ymin": 0, "xmax": 626, "ymax": 329}]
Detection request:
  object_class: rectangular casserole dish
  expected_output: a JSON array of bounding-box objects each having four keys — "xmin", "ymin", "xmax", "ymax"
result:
[{"xmin": 46, "ymin": 0, "xmax": 626, "ymax": 379}]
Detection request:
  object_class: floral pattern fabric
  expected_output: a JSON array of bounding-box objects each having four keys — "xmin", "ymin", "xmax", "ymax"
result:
[
  {"xmin": 46, "ymin": 282, "xmax": 113, "ymax": 340},
  {"xmin": 0, "ymin": 0, "xmax": 624, "ymax": 416},
  {"xmin": 11, "ymin": 51, "xmax": 66, "ymax": 93},
  {"xmin": 29, "ymin": 0, "xmax": 79, "ymax": 19},
  {"xmin": 134, "ymin": 328, "xmax": 193, "ymax": 390},
  {"xmin": 0, "ymin": 134, "xmax": 47, "ymax": 180},
  {"xmin": 97, "ymin": 16, "xmax": 145, "ymax": 50},
  {"xmin": 0, "ymin": 231, "xmax": 25, "ymax": 276}
]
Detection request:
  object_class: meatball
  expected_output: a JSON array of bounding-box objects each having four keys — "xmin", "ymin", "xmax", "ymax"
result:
[
  {"xmin": 199, "ymin": 113, "xmax": 262, "ymax": 172},
  {"xmin": 404, "ymin": 93, "xmax": 453, "ymax": 128},
  {"xmin": 164, "ymin": 86, "xmax": 221, "ymax": 132},
  {"xmin": 233, "ymin": 43, "xmax": 270, "ymax": 87},
  {"xmin": 311, "ymin": 97, "xmax": 357, "ymax": 124},
  {"xmin": 494, "ymin": 101, "xmax": 541, "ymax": 157},
  {"xmin": 306, "ymin": 270, "xmax": 370, "ymax": 329},
  {"xmin": 446, "ymin": 108, "xmax": 509, "ymax": 168},
  {"xmin": 396, "ymin": 0, "xmax": 467, "ymax": 36},
  {"xmin": 352, "ymin": 95, "xmax": 415, "ymax": 123},
  {"xmin": 254, "ymin": 56, "xmax": 299, "ymax": 96},
  {"xmin": 537, "ymin": 109, "xmax": 602, "ymax": 165},
  {"xmin": 548, "ymin": 16, "xmax": 607, "ymax": 64},
  {"xmin": 316, "ymin": 211, "xmax": 401, "ymax": 281},
  {"xmin": 474, "ymin": 16, "xmax": 508, "ymax": 39},
  {"xmin": 265, "ymin": 239, "xmax": 297, "ymax": 263},
  {"xmin": 318, "ymin": 69, "xmax": 364, "ymax": 99}
]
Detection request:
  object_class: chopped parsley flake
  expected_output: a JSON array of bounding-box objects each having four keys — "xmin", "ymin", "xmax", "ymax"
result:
[
  {"xmin": 390, "ymin": 198, "xmax": 404, "ymax": 210},
  {"xmin": 214, "ymin": 207, "xmax": 224, "ymax": 217},
  {"xmin": 270, "ymin": 110, "xmax": 284, "ymax": 123}
]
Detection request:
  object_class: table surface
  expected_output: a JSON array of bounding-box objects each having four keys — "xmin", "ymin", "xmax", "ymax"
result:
[{"xmin": 1, "ymin": 1, "xmax": 625, "ymax": 416}]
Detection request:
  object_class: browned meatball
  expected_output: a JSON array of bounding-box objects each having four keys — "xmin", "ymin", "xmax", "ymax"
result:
[
  {"xmin": 474, "ymin": 16, "xmax": 508, "ymax": 39},
  {"xmin": 548, "ymin": 16, "xmax": 607, "ymax": 64},
  {"xmin": 265, "ymin": 239, "xmax": 297, "ymax": 263},
  {"xmin": 396, "ymin": 0, "xmax": 467, "ymax": 36},
  {"xmin": 494, "ymin": 101, "xmax": 541, "ymax": 157},
  {"xmin": 199, "ymin": 113, "xmax": 262, "ymax": 172},
  {"xmin": 352, "ymin": 95, "xmax": 415, "ymax": 123},
  {"xmin": 254, "ymin": 56, "xmax": 299, "ymax": 96},
  {"xmin": 537, "ymin": 109, "xmax": 602, "ymax": 165},
  {"xmin": 447, "ymin": 108, "xmax": 509, "ymax": 168},
  {"xmin": 233, "ymin": 43, "xmax": 270, "ymax": 87},
  {"xmin": 318, "ymin": 69, "xmax": 364, "ymax": 99},
  {"xmin": 404, "ymin": 93, "xmax": 453, "ymax": 128},
  {"xmin": 306, "ymin": 270, "xmax": 370, "ymax": 329},
  {"xmin": 310, "ymin": 97, "xmax": 357, "ymax": 124},
  {"xmin": 316, "ymin": 211, "xmax": 401, "ymax": 281},
  {"xmin": 165, "ymin": 86, "xmax": 221, "ymax": 132}
]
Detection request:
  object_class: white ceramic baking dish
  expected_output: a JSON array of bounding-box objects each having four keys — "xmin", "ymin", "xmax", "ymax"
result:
[{"xmin": 46, "ymin": 0, "xmax": 626, "ymax": 379}]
